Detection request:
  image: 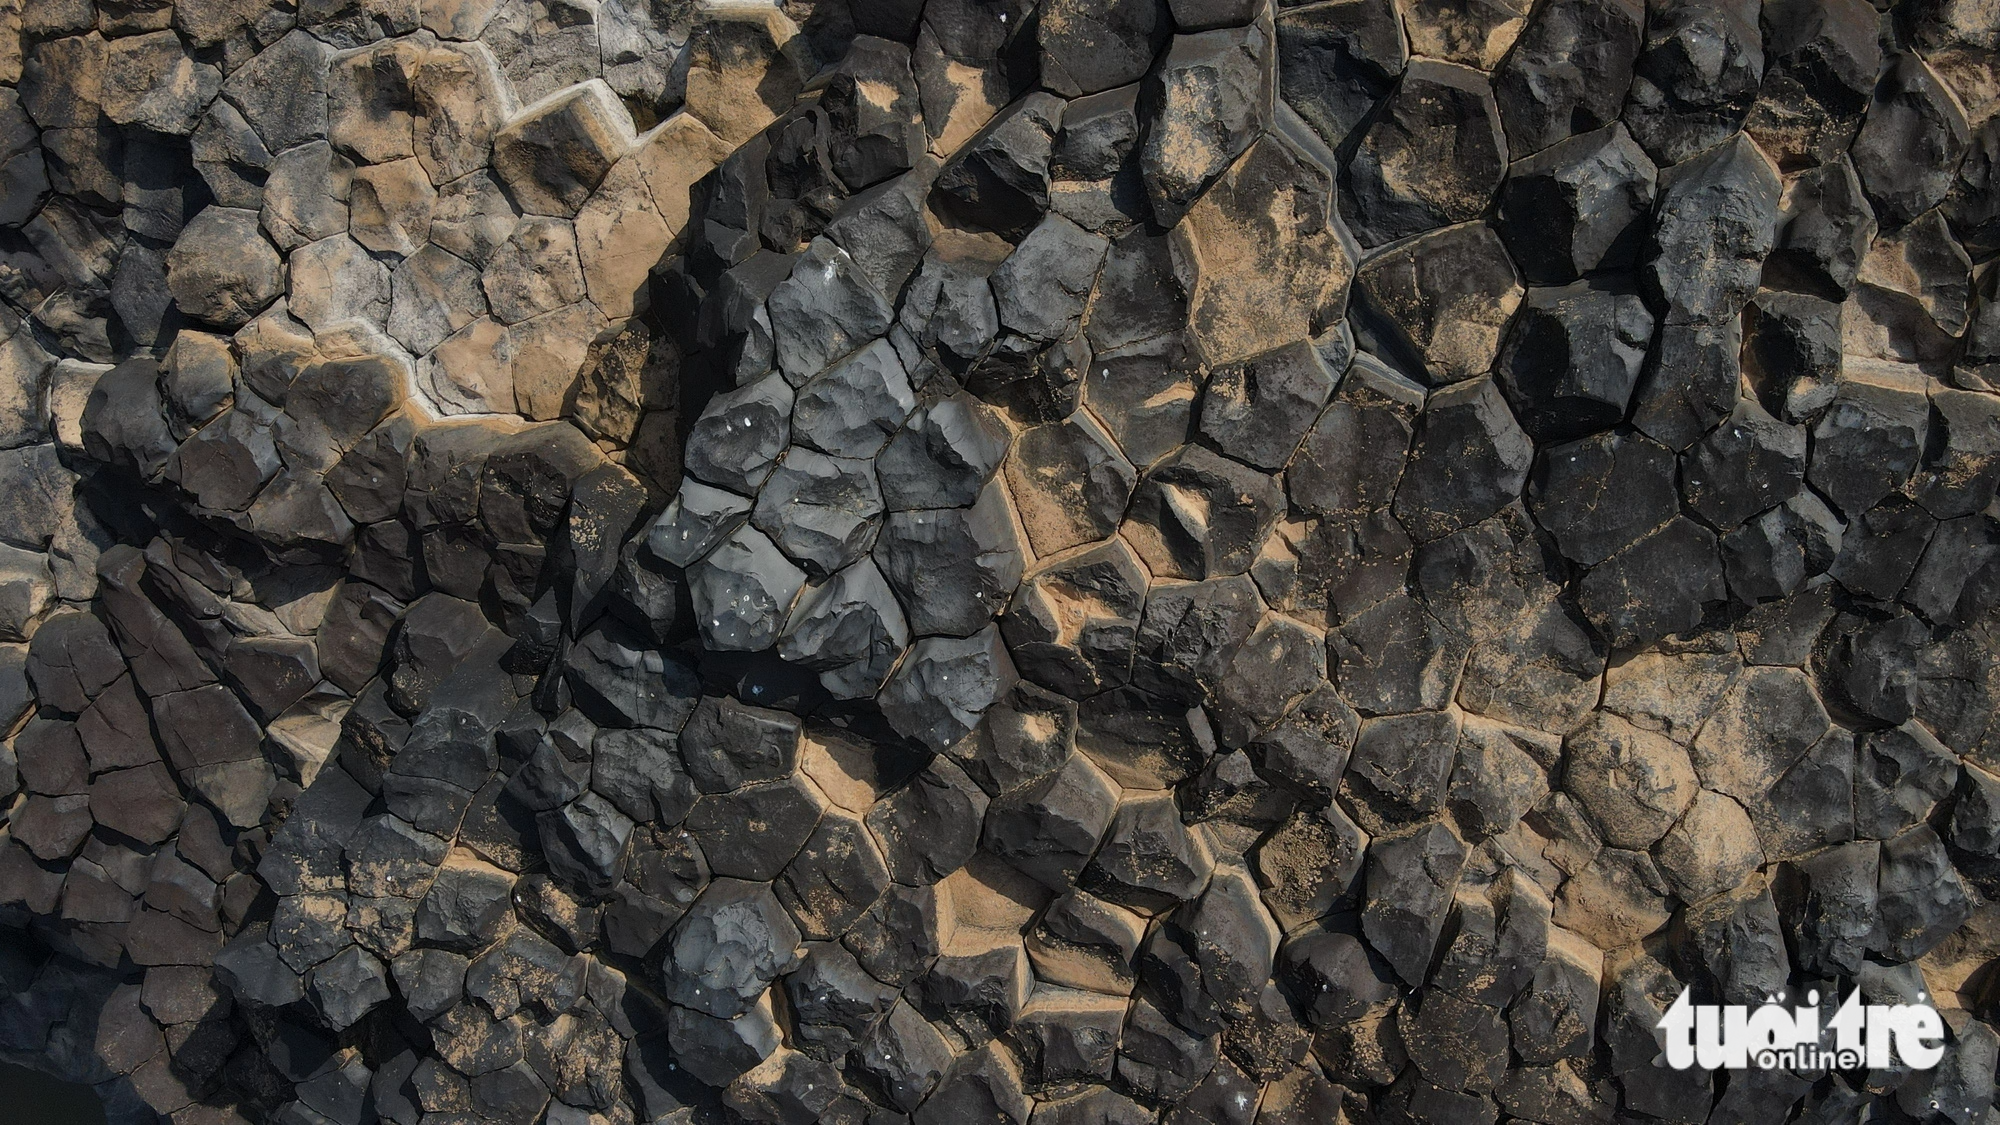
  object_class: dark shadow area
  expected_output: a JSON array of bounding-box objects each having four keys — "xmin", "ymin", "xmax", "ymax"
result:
[{"xmin": 0, "ymin": 1061, "xmax": 107, "ymax": 1125}]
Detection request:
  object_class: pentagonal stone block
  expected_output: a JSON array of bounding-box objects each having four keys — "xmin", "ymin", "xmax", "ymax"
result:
[
  {"xmin": 1343, "ymin": 60, "xmax": 1507, "ymax": 247},
  {"xmin": 1276, "ymin": 0, "xmax": 1407, "ymax": 155},
  {"xmin": 982, "ymin": 752, "xmax": 1120, "ymax": 892},
  {"xmin": 1495, "ymin": 123, "xmax": 1655, "ymax": 284},
  {"xmin": 1495, "ymin": 279, "xmax": 1654, "ymax": 442},
  {"xmin": 1574, "ymin": 518, "xmax": 1726, "ymax": 649},
  {"xmin": 1621, "ymin": 0, "xmax": 1765, "ymax": 165},
  {"xmin": 1529, "ymin": 430, "xmax": 1678, "ymax": 567},
  {"xmin": 1643, "ymin": 133, "xmax": 1781, "ymax": 327},
  {"xmin": 1140, "ymin": 24, "xmax": 1274, "ymax": 225},
  {"xmin": 1850, "ymin": 54, "xmax": 1971, "ymax": 228},
  {"xmin": 749, "ymin": 449, "xmax": 884, "ymax": 581},
  {"xmin": 687, "ymin": 526, "xmax": 808, "ymax": 653},
  {"xmin": 1391, "ymin": 377, "xmax": 1532, "ymax": 543},
  {"xmin": 1351, "ymin": 222, "xmax": 1522, "ymax": 388},
  {"xmin": 934, "ymin": 92, "xmax": 1064, "ymax": 241},
  {"xmin": 1361, "ymin": 819, "xmax": 1467, "ymax": 986},
  {"xmin": 1124, "ymin": 446, "xmax": 1285, "ymax": 581},
  {"xmin": 873, "ymin": 479, "xmax": 1025, "ymax": 638},
  {"xmin": 1679, "ymin": 398, "xmax": 1807, "ymax": 530},
  {"xmin": 768, "ymin": 238, "xmax": 896, "ymax": 386},
  {"xmin": 1562, "ymin": 711, "xmax": 1697, "ymax": 849},
  {"xmin": 684, "ymin": 776, "xmax": 825, "ymax": 883},
  {"xmin": 1174, "ymin": 116, "xmax": 1358, "ymax": 368}
]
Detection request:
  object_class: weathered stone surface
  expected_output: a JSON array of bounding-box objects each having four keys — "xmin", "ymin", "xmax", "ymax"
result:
[
  {"xmin": 1493, "ymin": 0, "xmax": 1643, "ymax": 158},
  {"xmin": 1851, "ymin": 54, "xmax": 1971, "ymax": 228},
  {"xmin": 1623, "ymin": 0, "xmax": 1765, "ymax": 165},
  {"xmin": 1392, "ymin": 377, "xmax": 1533, "ymax": 543},
  {"xmin": 1141, "ymin": 22, "xmax": 1274, "ymax": 225},
  {"xmin": 167, "ymin": 208, "xmax": 285, "ymax": 329},
  {"xmin": 935, "ymin": 92, "xmax": 1064, "ymax": 242},
  {"xmin": 1343, "ymin": 60, "xmax": 1508, "ymax": 247},
  {"xmin": 1173, "ymin": 115, "xmax": 1357, "ymax": 368},
  {"xmin": 1276, "ymin": 0, "xmax": 1406, "ymax": 153},
  {"xmin": 20, "ymin": 6, "xmax": 2000, "ymax": 1123},
  {"xmin": 1352, "ymin": 222, "xmax": 1521, "ymax": 387},
  {"xmin": 1644, "ymin": 132, "xmax": 1781, "ymax": 327}
]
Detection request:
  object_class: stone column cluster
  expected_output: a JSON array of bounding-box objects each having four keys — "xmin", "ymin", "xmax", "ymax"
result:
[{"xmin": 1, "ymin": 0, "xmax": 1999, "ymax": 1124}]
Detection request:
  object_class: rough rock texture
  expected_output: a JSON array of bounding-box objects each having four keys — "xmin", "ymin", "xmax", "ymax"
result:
[{"xmin": 6, "ymin": 2, "xmax": 2000, "ymax": 1125}]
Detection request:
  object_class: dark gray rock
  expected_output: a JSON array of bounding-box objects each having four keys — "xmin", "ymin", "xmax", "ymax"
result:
[
  {"xmin": 665, "ymin": 1001, "xmax": 781, "ymax": 1088},
  {"xmin": 1947, "ymin": 118, "xmax": 2000, "ymax": 260},
  {"xmin": 565, "ymin": 620, "xmax": 700, "ymax": 731},
  {"xmin": 1005, "ymin": 410, "xmax": 1137, "ymax": 558},
  {"xmin": 749, "ymin": 449, "xmax": 884, "ymax": 580},
  {"xmin": 1351, "ymin": 222, "xmax": 1521, "ymax": 389},
  {"xmin": 1644, "ymin": 132, "xmax": 1780, "ymax": 327},
  {"xmin": 935, "ymin": 92, "xmax": 1065, "ymax": 241},
  {"xmin": 1850, "ymin": 54, "xmax": 1971, "ymax": 228},
  {"xmin": 823, "ymin": 36, "xmax": 925, "ymax": 192},
  {"xmin": 992, "ymin": 214, "xmax": 1109, "ymax": 342},
  {"xmin": 1287, "ymin": 354, "xmax": 1423, "ymax": 520},
  {"xmin": 684, "ymin": 776, "xmax": 823, "ymax": 882},
  {"xmin": 874, "ymin": 479, "xmax": 1024, "ymax": 637},
  {"xmin": 1743, "ymin": 289, "xmax": 1843, "ymax": 422},
  {"xmin": 792, "ymin": 339, "xmax": 917, "ymax": 461},
  {"xmin": 1116, "ymin": 994, "xmax": 1218, "ymax": 1104},
  {"xmin": 307, "ymin": 945, "xmax": 391, "ymax": 1032},
  {"xmin": 1197, "ymin": 339, "xmax": 1338, "ymax": 471},
  {"xmin": 1529, "ymin": 429, "xmax": 1678, "ymax": 567},
  {"xmin": 1124, "ymin": 445, "xmax": 1284, "ymax": 580},
  {"xmin": 661, "ymin": 877, "xmax": 801, "ymax": 1018},
  {"xmin": 866, "ymin": 756, "xmax": 988, "ymax": 887},
  {"xmin": 414, "ymin": 854, "xmax": 514, "ymax": 951},
  {"xmin": 769, "ymin": 239, "xmax": 897, "ymax": 387},
  {"xmin": 1576, "ymin": 518, "xmax": 1726, "ymax": 649},
  {"xmin": 1622, "ymin": 0, "xmax": 1764, "ymax": 165},
  {"xmin": 1054, "ymin": 84, "xmax": 1144, "ymax": 184},
  {"xmin": 592, "ymin": 726, "xmax": 699, "ymax": 826},
  {"xmin": 913, "ymin": 1042, "xmax": 1031, "ymax": 1125},
  {"xmin": 1252, "ymin": 801, "xmax": 1367, "ymax": 930},
  {"xmin": 687, "ymin": 525, "xmax": 809, "ymax": 653},
  {"xmin": 1806, "ymin": 371, "xmax": 1929, "ymax": 518},
  {"xmin": 1362, "ymin": 819, "xmax": 1467, "ymax": 986},
  {"xmin": 649, "ymin": 482, "xmax": 754, "ymax": 570},
  {"xmin": 684, "ymin": 372, "xmax": 793, "ymax": 495},
  {"xmin": 876, "ymin": 391, "xmax": 1011, "ymax": 510},
  {"xmin": 855, "ymin": 1000, "xmax": 953, "ymax": 1112},
  {"xmin": 1496, "ymin": 278, "xmax": 1655, "ymax": 442},
  {"xmin": 982, "ymin": 752, "xmax": 1119, "ymax": 891},
  {"xmin": 1392, "ymin": 377, "xmax": 1533, "ymax": 543},
  {"xmin": 1276, "ymin": 0, "xmax": 1407, "ymax": 154},
  {"xmin": 844, "ymin": 881, "xmax": 947, "ymax": 988},
  {"xmin": 1631, "ymin": 319, "xmax": 1742, "ymax": 452},
  {"xmin": 1747, "ymin": 0, "xmax": 1879, "ymax": 169},
  {"xmin": 1081, "ymin": 793, "xmax": 1213, "ymax": 913},
  {"xmin": 1680, "ymin": 398, "xmax": 1807, "ymax": 530},
  {"xmin": 1332, "ymin": 598, "xmax": 1468, "ymax": 719},
  {"xmin": 1495, "ymin": 124, "xmax": 1655, "ymax": 284},
  {"xmin": 1768, "ymin": 156, "xmax": 1875, "ymax": 298},
  {"xmin": 776, "ymin": 559, "xmax": 910, "ymax": 699},
  {"xmin": 537, "ymin": 792, "xmax": 635, "ymax": 896},
  {"xmin": 1828, "ymin": 495, "xmax": 1937, "ymax": 601},
  {"xmin": 1343, "ymin": 60, "xmax": 1507, "ymax": 247},
  {"xmin": 786, "ymin": 940, "xmax": 896, "ymax": 1058},
  {"xmin": 776, "ymin": 810, "xmax": 891, "ymax": 940},
  {"xmin": 1141, "ymin": 23, "xmax": 1274, "ymax": 225},
  {"xmin": 1492, "ymin": 0, "xmax": 1643, "ymax": 158}
]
